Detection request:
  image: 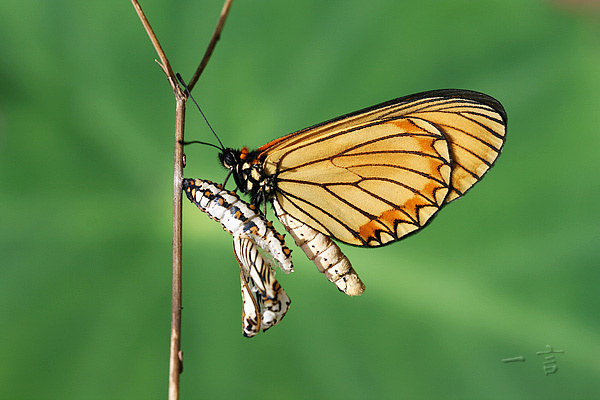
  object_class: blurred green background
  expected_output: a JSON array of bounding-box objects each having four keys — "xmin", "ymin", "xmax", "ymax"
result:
[{"xmin": 2, "ymin": 0, "xmax": 599, "ymax": 398}]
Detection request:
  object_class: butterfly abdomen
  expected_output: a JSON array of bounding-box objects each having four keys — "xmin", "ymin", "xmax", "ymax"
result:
[{"xmin": 273, "ymin": 200, "xmax": 365, "ymax": 296}]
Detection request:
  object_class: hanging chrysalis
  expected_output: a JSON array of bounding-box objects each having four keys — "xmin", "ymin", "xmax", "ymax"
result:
[{"xmin": 183, "ymin": 178, "xmax": 292, "ymax": 337}]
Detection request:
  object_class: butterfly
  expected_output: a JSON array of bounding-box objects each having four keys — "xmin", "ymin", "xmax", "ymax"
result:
[{"xmin": 197, "ymin": 88, "xmax": 507, "ymax": 296}]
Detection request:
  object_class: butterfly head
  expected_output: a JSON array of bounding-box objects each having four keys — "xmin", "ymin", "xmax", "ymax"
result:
[
  {"xmin": 219, "ymin": 147, "xmax": 272, "ymax": 206},
  {"xmin": 219, "ymin": 147, "xmax": 241, "ymax": 171}
]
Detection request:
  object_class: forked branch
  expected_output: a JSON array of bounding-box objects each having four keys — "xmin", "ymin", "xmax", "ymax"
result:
[
  {"xmin": 130, "ymin": 0, "xmax": 179, "ymax": 94},
  {"xmin": 188, "ymin": 0, "xmax": 234, "ymax": 92},
  {"xmin": 130, "ymin": 1, "xmax": 235, "ymax": 399}
]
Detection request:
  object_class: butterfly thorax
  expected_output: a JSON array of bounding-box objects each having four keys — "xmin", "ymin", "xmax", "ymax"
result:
[{"xmin": 219, "ymin": 147, "xmax": 275, "ymax": 206}]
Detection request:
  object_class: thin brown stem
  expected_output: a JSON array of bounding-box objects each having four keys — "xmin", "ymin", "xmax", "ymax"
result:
[
  {"xmin": 187, "ymin": 0, "xmax": 234, "ymax": 92},
  {"xmin": 130, "ymin": 2, "xmax": 185, "ymax": 399},
  {"xmin": 131, "ymin": 1, "xmax": 234, "ymax": 398},
  {"xmin": 130, "ymin": 0, "xmax": 178, "ymax": 90},
  {"xmin": 168, "ymin": 93, "xmax": 186, "ymax": 400}
]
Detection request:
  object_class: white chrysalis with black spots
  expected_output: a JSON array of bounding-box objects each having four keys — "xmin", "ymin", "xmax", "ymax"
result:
[{"xmin": 183, "ymin": 178, "xmax": 292, "ymax": 337}]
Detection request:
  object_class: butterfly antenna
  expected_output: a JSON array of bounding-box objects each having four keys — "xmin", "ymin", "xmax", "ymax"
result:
[
  {"xmin": 176, "ymin": 73, "xmax": 225, "ymax": 151},
  {"xmin": 178, "ymin": 140, "xmax": 223, "ymax": 151}
]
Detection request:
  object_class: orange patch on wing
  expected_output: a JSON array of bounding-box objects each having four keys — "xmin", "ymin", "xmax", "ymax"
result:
[
  {"xmin": 401, "ymin": 196, "xmax": 420, "ymax": 220},
  {"xmin": 359, "ymin": 219, "xmax": 389, "ymax": 243},
  {"xmin": 416, "ymin": 153, "xmax": 446, "ymax": 186},
  {"xmin": 398, "ymin": 185, "xmax": 441, "ymax": 223},
  {"xmin": 421, "ymin": 181, "xmax": 440, "ymax": 203},
  {"xmin": 416, "ymin": 137, "xmax": 435, "ymax": 153},
  {"xmin": 392, "ymin": 119, "xmax": 440, "ymax": 153},
  {"xmin": 391, "ymin": 119, "xmax": 416, "ymax": 132},
  {"xmin": 257, "ymin": 132, "xmax": 296, "ymax": 152},
  {"xmin": 380, "ymin": 209, "xmax": 408, "ymax": 230},
  {"xmin": 359, "ymin": 209, "xmax": 413, "ymax": 243}
]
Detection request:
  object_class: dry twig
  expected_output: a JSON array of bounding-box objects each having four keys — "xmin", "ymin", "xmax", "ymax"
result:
[{"xmin": 130, "ymin": 1, "xmax": 234, "ymax": 398}]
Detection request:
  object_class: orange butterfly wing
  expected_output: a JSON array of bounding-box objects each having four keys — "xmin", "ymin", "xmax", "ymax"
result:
[{"xmin": 258, "ymin": 89, "xmax": 507, "ymax": 246}]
